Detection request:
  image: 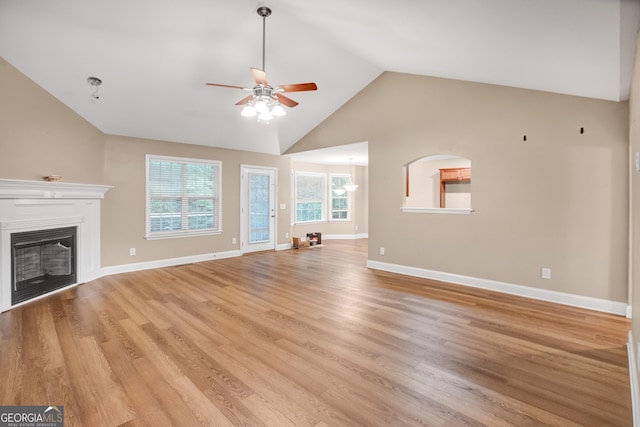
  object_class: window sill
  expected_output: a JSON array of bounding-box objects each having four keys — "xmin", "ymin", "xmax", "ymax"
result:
[
  {"xmin": 145, "ymin": 230, "xmax": 223, "ymax": 240},
  {"xmin": 401, "ymin": 207, "xmax": 474, "ymax": 215}
]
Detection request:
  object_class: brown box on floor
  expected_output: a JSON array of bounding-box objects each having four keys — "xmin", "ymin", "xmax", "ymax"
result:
[{"xmin": 292, "ymin": 237, "xmax": 310, "ymax": 249}]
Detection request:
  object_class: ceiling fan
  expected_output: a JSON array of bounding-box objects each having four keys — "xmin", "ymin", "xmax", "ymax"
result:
[{"xmin": 206, "ymin": 6, "xmax": 317, "ymax": 121}]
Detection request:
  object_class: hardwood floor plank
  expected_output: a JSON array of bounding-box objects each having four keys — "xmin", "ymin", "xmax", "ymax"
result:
[
  {"xmin": 131, "ymin": 358, "xmax": 206, "ymax": 426},
  {"xmin": 277, "ymin": 338, "xmax": 457, "ymax": 427},
  {"xmin": 20, "ymin": 303, "xmax": 51, "ymax": 405},
  {"xmin": 195, "ymin": 304, "xmax": 330, "ymax": 399},
  {"xmin": 100, "ymin": 340, "xmax": 176, "ymax": 426},
  {"xmin": 141, "ymin": 323, "xmax": 263, "ymax": 426},
  {"xmin": 170, "ymin": 375, "xmax": 236, "ymax": 427},
  {"xmin": 0, "ymin": 239, "xmax": 631, "ymax": 426},
  {"xmin": 0, "ymin": 326, "xmax": 22, "ymax": 404},
  {"xmin": 241, "ymin": 393, "xmax": 299, "ymax": 427},
  {"xmin": 216, "ymin": 343, "xmax": 363, "ymax": 427},
  {"xmin": 215, "ymin": 348, "xmax": 315, "ymax": 426},
  {"xmin": 117, "ymin": 318, "xmax": 183, "ymax": 383}
]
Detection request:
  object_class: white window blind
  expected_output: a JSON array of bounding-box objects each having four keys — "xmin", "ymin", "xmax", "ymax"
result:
[
  {"xmin": 146, "ymin": 155, "xmax": 221, "ymax": 239},
  {"xmin": 295, "ymin": 172, "xmax": 326, "ymax": 223}
]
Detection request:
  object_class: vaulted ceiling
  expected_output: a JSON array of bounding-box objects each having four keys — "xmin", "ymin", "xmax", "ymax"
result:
[{"xmin": 1, "ymin": 0, "xmax": 638, "ymax": 157}]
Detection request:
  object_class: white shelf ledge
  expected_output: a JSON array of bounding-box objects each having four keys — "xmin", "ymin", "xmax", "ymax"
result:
[
  {"xmin": 0, "ymin": 179, "xmax": 112, "ymax": 199},
  {"xmin": 401, "ymin": 207, "xmax": 474, "ymax": 215}
]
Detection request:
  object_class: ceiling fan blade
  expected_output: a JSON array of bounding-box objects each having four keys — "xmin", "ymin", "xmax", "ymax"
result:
[
  {"xmin": 277, "ymin": 82, "xmax": 318, "ymax": 93},
  {"xmin": 205, "ymin": 83, "xmax": 247, "ymax": 90},
  {"xmin": 235, "ymin": 95, "xmax": 254, "ymax": 106},
  {"xmin": 251, "ymin": 67, "xmax": 268, "ymax": 86},
  {"xmin": 276, "ymin": 94, "xmax": 299, "ymax": 108}
]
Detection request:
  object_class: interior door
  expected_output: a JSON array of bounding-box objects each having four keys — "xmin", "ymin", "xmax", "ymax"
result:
[{"xmin": 241, "ymin": 166, "xmax": 276, "ymax": 253}]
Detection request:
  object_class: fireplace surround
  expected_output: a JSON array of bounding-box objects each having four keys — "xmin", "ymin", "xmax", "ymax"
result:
[{"xmin": 0, "ymin": 179, "xmax": 111, "ymax": 311}]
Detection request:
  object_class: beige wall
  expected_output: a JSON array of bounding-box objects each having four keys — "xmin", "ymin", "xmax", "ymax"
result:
[
  {"xmin": 292, "ymin": 71, "xmax": 629, "ymax": 303},
  {"xmin": 290, "ymin": 161, "xmax": 368, "ymax": 238},
  {"xmin": 0, "ymin": 57, "xmax": 105, "ymax": 183},
  {"xmin": 102, "ymin": 136, "xmax": 293, "ymax": 266}
]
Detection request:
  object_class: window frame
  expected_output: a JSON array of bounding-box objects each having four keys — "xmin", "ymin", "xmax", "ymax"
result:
[
  {"xmin": 329, "ymin": 173, "xmax": 352, "ymax": 222},
  {"xmin": 145, "ymin": 154, "xmax": 222, "ymax": 240},
  {"xmin": 294, "ymin": 171, "xmax": 327, "ymax": 224}
]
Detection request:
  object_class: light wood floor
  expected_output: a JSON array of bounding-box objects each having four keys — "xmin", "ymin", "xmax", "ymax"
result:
[{"xmin": 0, "ymin": 239, "xmax": 632, "ymax": 426}]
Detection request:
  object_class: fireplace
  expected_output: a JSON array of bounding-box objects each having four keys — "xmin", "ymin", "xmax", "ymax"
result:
[
  {"xmin": 0, "ymin": 179, "xmax": 111, "ymax": 312},
  {"xmin": 12, "ymin": 226, "xmax": 77, "ymax": 305}
]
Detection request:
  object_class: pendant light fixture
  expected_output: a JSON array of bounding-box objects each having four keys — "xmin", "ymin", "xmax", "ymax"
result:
[{"xmin": 343, "ymin": 158, "xmax": 359, "ymax": 192}]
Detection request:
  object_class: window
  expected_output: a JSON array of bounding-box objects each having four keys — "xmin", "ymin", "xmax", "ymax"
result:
[
  {"xmin": 295, "ymin": 172, "xmax": 326, "ymax": 223},
  {"xmin": 330, "ymin": 174, "xmax": 351, "ymax": 220},
  {"xmin": 146, "ymin": 155, "xmax": 221, "ymax": 239}
]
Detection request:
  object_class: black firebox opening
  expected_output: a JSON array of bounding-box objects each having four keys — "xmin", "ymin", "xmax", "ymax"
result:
[{"xmin": 11, "ymin": 226, "xmax": 77, "ymax": 305}]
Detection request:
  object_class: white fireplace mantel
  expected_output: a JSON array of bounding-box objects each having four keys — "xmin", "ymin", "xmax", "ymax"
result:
[
  {"xmin": 0, "ymin": 178, "xmax": 112, "ymax": 200},
  {"xmin": 0, "ymin": 179, "xmax": 112, "ymax": 312}
]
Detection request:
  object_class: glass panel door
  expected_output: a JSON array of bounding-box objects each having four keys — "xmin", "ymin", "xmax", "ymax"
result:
[
  {"xmin": 249, "ymin": 173, "xmax": 271, "ymax": 243},
  {"xmin": 241, "ymin": 166, "xmax": 276, "ymax": 253}
]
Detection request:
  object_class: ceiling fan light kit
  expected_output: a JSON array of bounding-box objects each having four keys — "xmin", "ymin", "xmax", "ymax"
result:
[{"xmin": 206, "ymin": 6, "xmax": 317, "ymax": 123}]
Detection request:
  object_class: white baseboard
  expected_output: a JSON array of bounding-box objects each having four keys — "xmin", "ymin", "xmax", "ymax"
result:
[
  {"xmin": 322, "ymin": 233, "xmax": 369, "ymax": 240},
  {"xmin": 101, "ymin": 249, "xmax": 241, "ymax": 276},
  {"xmin": 629, "ymin": 331, "xmax": 640, "ymax": 427},
  {"xmin": 99, "ymin": 236, "xmax": 368, "ymax": 278},
  {"xmin": 367, "ymin": 259, "xmax": 629, "ymax": 316}
]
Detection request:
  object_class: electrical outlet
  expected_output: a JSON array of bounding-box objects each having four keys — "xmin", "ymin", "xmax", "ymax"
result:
[
  {"xmin": 355, "ymin": 225, "xmax": 359, "ymax": 231},
  {"xmin": 285, "ymin": 232, "xmax": 289, "ymax": 238},
  {"xmin": 379, "ymin": 247, "xmax": 385, "ymax": 255},
  {"xmin": 129, "ymin": 248, "xmax": 136, "ymax": 256},
  {"xmin": 541, "ymin": 267, "xmax": 551, "ymax": 279},
  {"xmin": 232, "ymin": 237, "xmax": 237, "ymax": 244}
]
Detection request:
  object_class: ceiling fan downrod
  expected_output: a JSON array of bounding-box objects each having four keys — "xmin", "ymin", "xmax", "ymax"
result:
[
  {"xmin": 256, "ymin": 6, "xmax": 271, "ymax": 73},
  {"xmin": 204, "ymin": 4, "xmax": 317, "ymax": 120}
]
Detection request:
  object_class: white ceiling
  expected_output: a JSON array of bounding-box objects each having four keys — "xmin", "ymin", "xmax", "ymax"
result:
[
  {"xmin": 287, "ymin": 142, "xmax": 369, "ymax": 166},
  {"xmin": 1, "ymin": 0, "xmax": 638, "ymax": 162}
]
